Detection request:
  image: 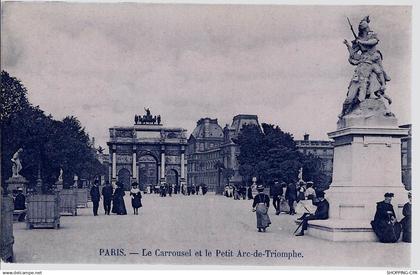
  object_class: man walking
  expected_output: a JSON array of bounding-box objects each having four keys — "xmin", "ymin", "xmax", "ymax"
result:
[
  {"xmin": 271, "ymin": 180, "xmax": 283, "ymax": 215},
  {"xmin": 285, "ymin": 182, "xmax": 297, "ymax": 215},
  {"xmin": 102, "ymin": 181, "xmax": 113, "ymax": 215},
  {"xmin": 90, "ymin": 180, "xmax": 101, "ymax": 216}
]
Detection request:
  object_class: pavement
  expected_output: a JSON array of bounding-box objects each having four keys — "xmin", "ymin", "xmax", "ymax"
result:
[{"xmin": 11, "ymin": 192, "xmax": 410, "ymax": 267}]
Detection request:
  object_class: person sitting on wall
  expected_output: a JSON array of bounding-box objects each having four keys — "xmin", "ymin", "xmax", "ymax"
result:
[
  {"xmin": 295, "ymin": 191, "xmax": 329, "ymax": 236},
  {"xmin": 371, "ymin": 192, "xmax": 402, "ymax": 243}
]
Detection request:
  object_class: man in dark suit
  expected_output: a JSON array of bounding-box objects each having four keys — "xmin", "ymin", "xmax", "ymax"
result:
[
  {"xmin": 285, "ymin": 182, "xmax": 298, "ymax": 215},
  {"xmin": 102, "ymin": 181, "xmax": 113, "ymax": 215},
  {"xmin": 90, "ymin": 180, "xmax": 101, "ymax": 216},
  {"xmin": 271, "ymin": 180, "xmax": 283, "ymax": 215},
  {"xmin": 295, "ymin": 191, "xmax": 329, "ymax": 236}
]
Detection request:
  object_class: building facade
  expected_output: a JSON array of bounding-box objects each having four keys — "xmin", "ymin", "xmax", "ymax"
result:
[
  {"xmin": 400, "ymin": 124, "xmax": 412, "ymax": 190},
  {"xmin": 295, "ymin": 134, "xmax": 334, "ymax": 182},
  {"xmin": 107, "ymin": 112, "xmax": 187, "ymax": 190},
  {"xmin": 187, "ymin": 115, "xmax": 260, "ymax": 191}
]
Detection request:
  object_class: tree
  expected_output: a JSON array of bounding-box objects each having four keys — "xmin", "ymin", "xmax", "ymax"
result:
[
  {"xmin": 222, "ymin": 168, "xmax": 235, "ymax": 185},
  {"xmin": 1, "ymin": 71, "xmax": 106, "ymax": 192},
  {"xmin": 236, "ymin": 122, "xmax": 327, "ymax": 188},
  {"xmin": 238, "ymin": 163, "xmax": 254, "ymax": 186}
]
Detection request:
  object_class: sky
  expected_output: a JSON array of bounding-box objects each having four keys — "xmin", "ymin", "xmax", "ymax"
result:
[{"xmin": 1, "ymin": 3, "xmax": 412, "ymax": 150}]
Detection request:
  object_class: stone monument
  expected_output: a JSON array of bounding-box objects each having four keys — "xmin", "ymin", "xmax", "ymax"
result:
[
  {"xmin": 307, "ymin": 16, "xmax": 409, "ymax": 241},
  {"xmin": 56, "ymin": 168, "xmax": 64, "ymax": 191},
  {"xmin": 6, "ymin": 148, "xmax": 28, "ymax": 195}
]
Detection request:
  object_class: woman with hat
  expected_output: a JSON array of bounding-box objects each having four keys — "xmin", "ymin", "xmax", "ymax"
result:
[
  {"xmin": 112, "ymin": 181, "xmax": 127, "ymax": 215},
  {"xmin": 252, "ymin": 184, "xmax": 271, "ymax": 232},
  {"xmin": 400, "ymin": 191, "xmax": 412, "ymax": 243},
  {"xmin": 130, "ymin": 182, "xmax": 142, "ymax": 215}
]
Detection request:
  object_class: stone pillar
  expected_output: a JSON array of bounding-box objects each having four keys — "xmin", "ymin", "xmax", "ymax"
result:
[
  {"xmin": 180, "ymin": 146, "xmax": 186, "ymax": 187},
  {"xmin": 160, "ymin": 146, "xmax": 166, "ymax": 184},
  {"xmin": 132, "ymin": 146, "xmax": 137, "ymax": 182},
  {"xmin": 307, "ymin": 101, "xmax": 409, "ymax": 242},
  {"xmin": 111, "ymin": 145, "xmax": 117, "ymax": 186}
]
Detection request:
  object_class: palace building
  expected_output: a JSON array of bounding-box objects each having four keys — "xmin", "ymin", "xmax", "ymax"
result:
[
  {"xmin": 107, "ymin": 110, "xmax": 187, "ymax": 190},
  {"xmin": 187, "ymin": 115, "xmax": 260, "ymax": 192}
]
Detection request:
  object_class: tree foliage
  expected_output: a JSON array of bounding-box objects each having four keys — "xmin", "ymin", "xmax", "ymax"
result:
[
  {"xmin": 236, "ymin": 123, "xmax": 329, "ymax": 189},
  {"xmin": 1, "ymin": 71, "xmax": 106, "ymax": 192}
]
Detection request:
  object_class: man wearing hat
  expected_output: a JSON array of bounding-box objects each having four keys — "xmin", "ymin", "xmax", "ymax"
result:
[
  {"xmin": 295, "ymin": 191, "xmax": 329, "ymax": 236},
  {"xmin": 90, "ymin": 180, "xmax": 101, "ymax": 216},
  {"xmin": 370, "ymin": 192, "xmax": 401, "ymax": 243},
  {"xmin": 102, "ymin": 181, "xmax": 113, "ymax": 215},
  {"xmin": 270, "ymin": 180, "xmax": 283, "ymax": 215}
]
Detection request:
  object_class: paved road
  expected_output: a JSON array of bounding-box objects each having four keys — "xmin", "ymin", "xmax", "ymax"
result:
[{"xmin": 12, "ymin": 192, "xmax": 410, "ymax": 267}]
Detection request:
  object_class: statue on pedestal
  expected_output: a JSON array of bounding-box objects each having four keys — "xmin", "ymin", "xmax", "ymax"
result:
[
  {"xmin": 58, "ymin": 168, "xmax": 63, "ymax": 181},
  {"xmin": 11, "ymin": 148, "xmax": 23, "ymax": 177},
  {"xmin": 340, "ymin": 16, "xmax": 393, "ymax": 118}
]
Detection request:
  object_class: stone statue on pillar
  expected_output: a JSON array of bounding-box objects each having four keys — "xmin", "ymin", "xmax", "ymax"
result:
[
  {"xmin": 339, "ymin": 16, "xmax": 394, "ymax": 125},
  {"xmin": 58, "ymin": 168, "xmax": 63, "ymax": 181},
  {"xmin": 309, "ymin": 16, "xmax": 410, "ymax": 242},
  {"xmin": 11, "ymin": 148, "xmax": 23, "ymax": 177}
]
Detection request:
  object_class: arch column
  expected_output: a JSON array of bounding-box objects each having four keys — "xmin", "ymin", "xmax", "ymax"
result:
[
  {"xmin": 111, "ymin": 145, "xmax": 117, "ymax": 186},
  {"xmin": 160, "ymin": 145, "xmax": 166, "ymax": 184},
  {"xmin": 180, "ymin": 145, "xmax": 186, "ymax": 186},
  {"xmin": 132, "ymin": 145, "xmax": 137, "ymax": 183}
]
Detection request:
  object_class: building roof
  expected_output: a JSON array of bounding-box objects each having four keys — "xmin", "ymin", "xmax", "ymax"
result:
[
  {"xmin": 231, "ymin": 114, "xmax": 260, "ymax": 134},
  {"xmin": 191, "ymin": 118, "xmax": 224, "ymax": 139}
]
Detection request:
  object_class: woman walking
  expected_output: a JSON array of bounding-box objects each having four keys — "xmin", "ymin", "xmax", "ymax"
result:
[
  {"xmin": 130, "ymin": 182, "xmax": 142, "ymax": 215},
  {"xmin": 113, "ymin": 182, "xmax": 127, "ymax": 215},
  {"xmin": 252, "ymin": 185, "xmax": 271, "ymax": 232}
]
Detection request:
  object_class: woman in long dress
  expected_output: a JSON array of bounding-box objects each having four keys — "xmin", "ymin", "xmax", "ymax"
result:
[
  {"xmin": 130, "ymin": 182, "xmax": 142, "ymax": 215},
  {"xmin": 114, "ymin": 182, "xmax": 127, "ymax": 215},
  {"xmin": 252, "ymin": 185, "xmax": 271, "ymax": 232}
]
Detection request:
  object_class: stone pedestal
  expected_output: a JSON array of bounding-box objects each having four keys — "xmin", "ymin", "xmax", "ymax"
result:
[
  {"xmin": 6, "ymin": 176, "xmax": 28, "ymax": 196},
  {"xmin": 55, "ymin": 180, "xmax": 63, "ymax": 191},
  {"xmin": 308, "ymin": 101, "xmax": 409, "ymax": 241}
]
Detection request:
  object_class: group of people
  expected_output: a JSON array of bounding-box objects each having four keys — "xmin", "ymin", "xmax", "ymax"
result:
[
  {"xmin": 251, "ymin": 182, "xmax": 328, "ymax": 235},
  {"xmin": 270, "ymin": 180, "xmax": 316, "ymax": 216},
  {"xmin": 89, "ymin": 180, "xmax": 143, "ymax": 216},
  {"xmin": 224, "ymin": 184, "xmax": 253, "ymax": 200},
  {"xmin": 146, "ymin": 183, "xmax": 208, "ymax": 197},
  {"xmin": 371, "ymin": 192, "xmax": 411, "ymax": 243},
  {"xmin": 250, "ymin": 180, "xmax": 412, "ymax": 243}
]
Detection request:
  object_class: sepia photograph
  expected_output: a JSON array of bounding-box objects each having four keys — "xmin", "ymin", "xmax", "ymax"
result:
[{"xmin": 0, "ymin": 0, "xmax": 415, "ymax": 270}]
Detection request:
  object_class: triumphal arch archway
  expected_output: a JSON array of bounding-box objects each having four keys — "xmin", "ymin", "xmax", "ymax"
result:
[{"xmin": 107, "ymin": 109, "xmax": 187, "ymax": 190}]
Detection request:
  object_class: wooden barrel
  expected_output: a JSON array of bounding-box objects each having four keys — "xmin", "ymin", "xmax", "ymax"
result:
[
  {"xmin": 27, "ymin": 193, "xmax": 61, "ymax": 229},
  {"xmin": 1, "ymin": 195, "xmax": 14, "ymax": 262},
  {"xmin": 59, "ymin": 189, "xmax": 77, "ymax": 216}
]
